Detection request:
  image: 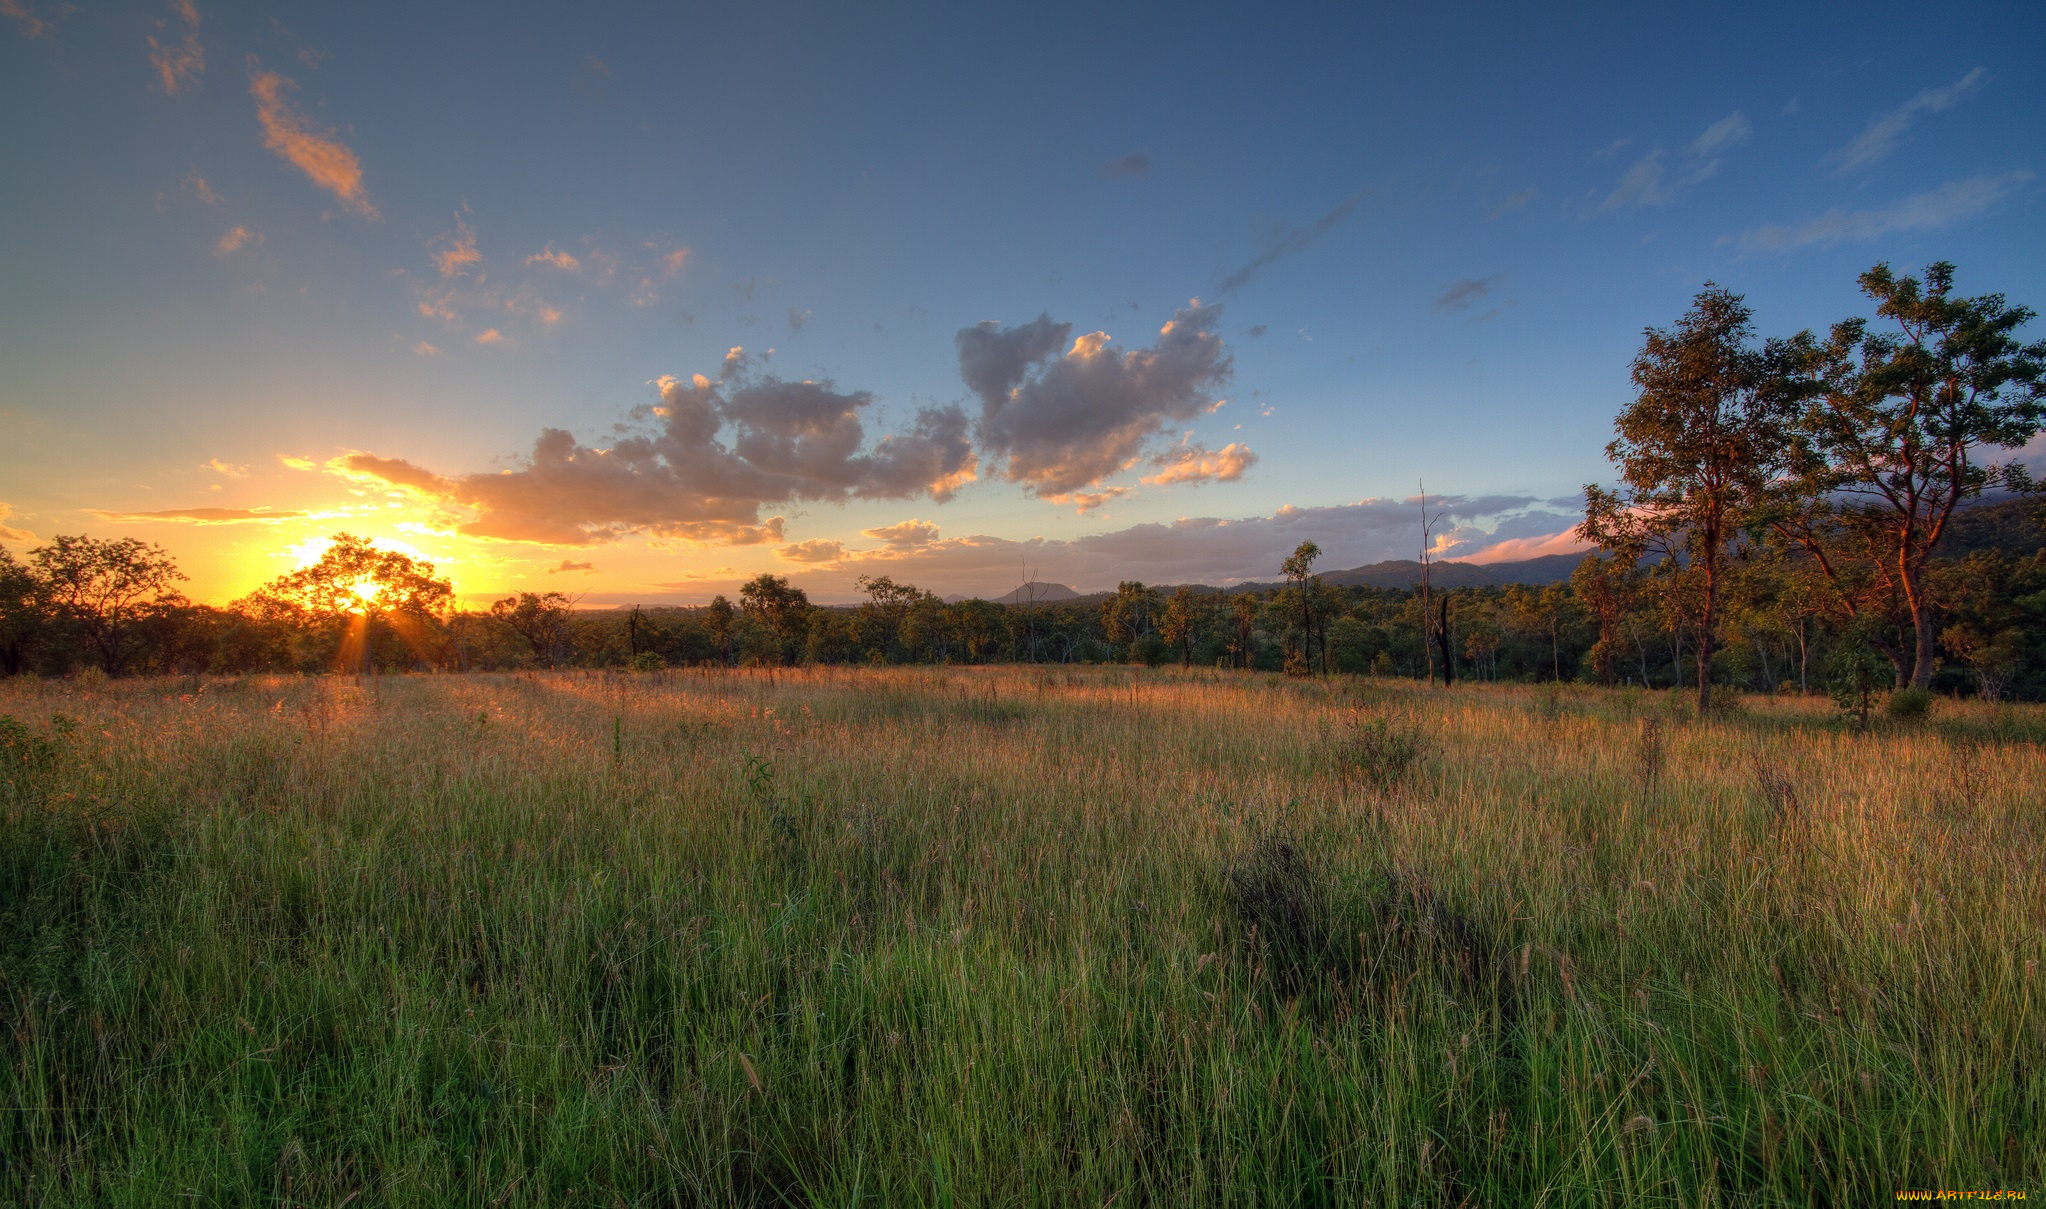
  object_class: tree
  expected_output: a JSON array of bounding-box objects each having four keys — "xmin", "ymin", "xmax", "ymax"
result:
[
  {"xmin": 704, "ymin": 595, "xmax": 736, "ymax": 665},
  {"xmin": 1101, "ymin": 581, "xmax": 1160, "ymax": 657},
  {"xmin": 1229, "ymin": 591, "xmax": 1258, "ymax": 669},
  {"xmin": 854, "ymin": 574, "xmax": 927, "ymax": 660},
  {"xmin": 1581, "ymin": 286, "xmax": 1801, "ymax": 711},
  {"xmin": 738, "ymin": 574, "xmax": 810, "ymax": 666},
  {"xmin": 1779, "ymin": 262, "xmax": 2044, "ymax": 689},
  {"xmin": 0, "ymin": 546, "xmax": 50, "ymax": 676},
  {"xmin": 1160, "ymin": 587, "xmax": 1203, "ymax": 668},
  {"xmin": 29, "ymin": 534, "xmax": 187, "ymax": 675},
  {"xmin": 249, "ymin": 533, "xmax": 452, "ymax": 673},
  {"xmin": 1279, "ymin": 541, "xmax": 1322, "ymax": 675},
  {"xmin": 491, "ymin": 591, "xmax": 575, "ymax": 667},
  {"xmin": 1571, "ymin": 553, "xmax": 1642, "ymax": 687}
]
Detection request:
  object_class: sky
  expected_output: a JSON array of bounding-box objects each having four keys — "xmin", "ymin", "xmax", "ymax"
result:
[{"xmin": 2, "ymin": 0, "xmax": 2041, "ymax": 605}]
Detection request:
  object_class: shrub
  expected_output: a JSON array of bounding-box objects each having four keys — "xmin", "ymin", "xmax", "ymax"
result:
[
  {"xmin": 1333, "ymin": 713, "xmax": 1427, "ymax": 792},
  {"xmin": 1886, "ymin": 686, "xmax": 1935, "ymax": 720}
]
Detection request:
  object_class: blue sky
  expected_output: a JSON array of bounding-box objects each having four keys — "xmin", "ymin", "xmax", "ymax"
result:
[{"xmin": 2, "ymin": 0, "xmax": 2040, "ymax": 602}]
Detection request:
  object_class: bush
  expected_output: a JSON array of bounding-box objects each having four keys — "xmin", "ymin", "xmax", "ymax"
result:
[
  {"xmin": 1886, "ymin": 686, "xmax": 1935, "ymax": 720},
  {"xmin": 1332, "ymin": 713, "xmax": 1427, "ymax": 791}
]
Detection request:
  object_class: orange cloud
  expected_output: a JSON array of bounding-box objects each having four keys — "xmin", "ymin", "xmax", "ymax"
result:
[
  {"xmin": 215, "ymin": 225, "xmax": 258, "ymax": 254},
  {"xmin": 1041, "ymin": 486, "xmax": 1132, "ymax": 514},
  {"xmin": 861, "ymin": 519, "xmax": 940, "ymax": 549},
  {"xmin": 328, "ymin": 452, "xmax": 454, "ymax": 495},
  {"xmin": 149, "ymin": 0, "xmax": 204, "ymax": 95},
  {"xmin": 526, "ymin": 245, "xmax": 580, "ymax": 271},
  {"xmin": 249, "ymin": 63, "xmax": 377, "ymax": 218},
  {"xmin": 778, "ymin": 538, "xmax": 845, "ymax": 564},
  {"xmin": 432, "ymin": 211, "xmax": 482, "ymax": 278},
  {"xmin": 88, "ymin": 507, "xmax": 309, "ymax": 524},
  {"xmin": 413, "ymin": 341, "xmax": 440, "ymax": 356},
  {"xmin": 184, "ymin": 169, "xmax": 222, "ymax": 203},
  {"xmin": 661, "ymin": 248, "xmax": 689, "ymax": 276},
  {"xmin": 475, "ymin": 328, "xmax": 507, "ymax": 345},
  {"xmin": 1458, "ymin": 528, "xmax": 1595, "ymax": 565},
  {"xmin": 0, "ymin": 501, "xmax": 35, "ymax": 543},
  {"xmin": 2, "ymin": 0, "xmax": 50, "ymax": 39},
  {"xmin": 1141, "ymin": 441, "xmax": 1258, "ymax": 486},
  {"xmin": 205, "ymin": 458, "xmax": 249, "ymax": 477}
]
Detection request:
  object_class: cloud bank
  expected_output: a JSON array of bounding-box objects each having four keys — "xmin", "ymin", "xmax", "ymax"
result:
[
  {"xmin": 720, "ymin": 495, "xmax": 1583, "ymax": 601},
  {"xmin": 328, "ymin": 354, "xmax": 976, "ymax": 547}
]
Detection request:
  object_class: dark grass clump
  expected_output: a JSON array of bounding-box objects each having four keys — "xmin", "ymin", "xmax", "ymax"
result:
[
  {"xmin": 1329, "ymin": 712, "xmax": 1428, "ymax": 793},
  {"xmin": 1224, "ymin": 834, "xmax": 1342, "ymax": 996},
  {"xmin": 1223, "ymin": 834, "xmax": 1511, "ymax": 1026}
]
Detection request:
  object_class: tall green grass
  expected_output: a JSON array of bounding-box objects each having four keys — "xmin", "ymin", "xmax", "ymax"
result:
[{"xmin": 1, "ymin": 668, "xmax": 2039, "ymax": 1205}]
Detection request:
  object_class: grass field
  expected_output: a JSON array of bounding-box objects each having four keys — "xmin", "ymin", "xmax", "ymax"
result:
[{"xmin": 1, "ymin": 667, "xmax": 2040, "ymax": 1206}]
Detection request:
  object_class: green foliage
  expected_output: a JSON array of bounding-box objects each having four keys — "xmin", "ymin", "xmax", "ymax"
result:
[
  {"xmin": 1330, "ymin": 711, "xmax": 1427, "ymax": 790},
  {"xmin": 1828, "ymin": 638, "xmax": 1891, "ymax": 731},
  {"xmin": 0, "ymin": 713, "xmax": 67, "ymax": 797},
  {"xmin": 1886, "ymin": 685, "xmax": 1935, "ymax": 720}
]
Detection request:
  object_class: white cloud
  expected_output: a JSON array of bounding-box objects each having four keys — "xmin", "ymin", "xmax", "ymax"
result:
[
  {"xmin": 1735, "ymin": 171, "xmax": 2031, "ymax": 253},
  {"xmin": 1601, "ymin": 112, "xmax": 1749, "ymax": 211},
  {"xmin": 1688, "ymin": 111, "xmax": 1752, "ymax": 158},
  {"xmin": 1828, "ymin": 68, "xmax": 1986, "ymax": 174}
]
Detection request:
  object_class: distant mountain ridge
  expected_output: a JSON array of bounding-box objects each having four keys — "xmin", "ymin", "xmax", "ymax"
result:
[
  {"xmin": 993, "ymin": 581, "xmax": 1083, "ymax": 604},
  {"xmin": 959, "ymin": 553, "xmax": 1589, "ymax": 605}
]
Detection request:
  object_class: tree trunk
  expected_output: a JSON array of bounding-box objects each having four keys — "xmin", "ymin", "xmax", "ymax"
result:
[
  {"xmin": 1696, "ymin": 591, "xmax": 1715, "ymax": 714},
  {"xmin": 1796, "ymin": 617, "xmax": 1807, "ymax": 694},
  {"xmin": 1436, "ymin": 596, "xmax": 1453, "ymax": 687},
  {"xmin": 1902, "ymin": 556, "xmax": 1937, "ymax": 689}
]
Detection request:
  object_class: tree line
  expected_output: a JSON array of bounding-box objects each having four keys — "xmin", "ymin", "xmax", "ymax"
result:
[{"xmin": 0, "ymin": 261, "xmax": 2038, "ymax": 700}]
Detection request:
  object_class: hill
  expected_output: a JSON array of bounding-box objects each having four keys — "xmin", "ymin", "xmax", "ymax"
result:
[{"xmin": 992, "ymin": 581, "xmax": 1083, "ymax": 605}]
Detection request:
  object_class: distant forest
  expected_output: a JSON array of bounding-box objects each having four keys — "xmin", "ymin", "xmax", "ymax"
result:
[
  {"xmin": 3, "ymin": 260, "xmax": 2042, "ymax": 701},
  {"xmin": 0, "ymin": 493, "xmax": 2040, "ymax": 701}
]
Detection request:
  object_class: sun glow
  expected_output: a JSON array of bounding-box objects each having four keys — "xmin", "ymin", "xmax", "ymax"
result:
[{"xmin": 350, "ymin": 579, "xmax": 383, "ymax": 606}]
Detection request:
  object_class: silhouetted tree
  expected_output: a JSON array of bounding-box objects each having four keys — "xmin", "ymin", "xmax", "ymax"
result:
[
  {"xmin": 491, "ymin": 591, "xmax": 575, "ymax": 667},
  {"xmin": 248, "ymin": 533, "xmax": 452, "ymax": 673},
  {"xmin": 29, "ymin": 534, "xmax": 187, "ymax": 675},
  {"xmin": 0, "ymin": 546, "xmax": 49, "ymax": 676},
  {"xmin": 704, "ymin": 595, "xmax": 735, "ymax": 665}
]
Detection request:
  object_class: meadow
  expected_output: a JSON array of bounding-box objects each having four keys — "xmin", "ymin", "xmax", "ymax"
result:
[{"xmin": 1, "ymin": 666, "xmax": 2040, "ymax": 1206}]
